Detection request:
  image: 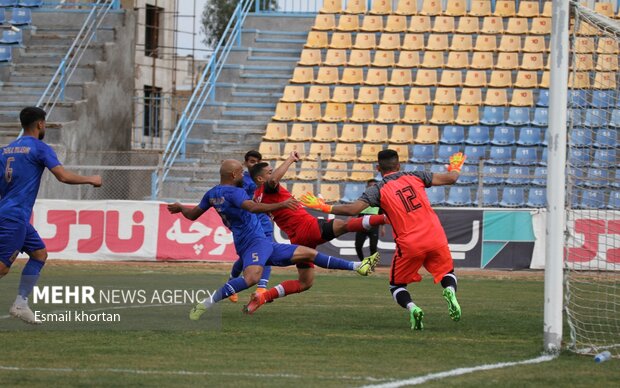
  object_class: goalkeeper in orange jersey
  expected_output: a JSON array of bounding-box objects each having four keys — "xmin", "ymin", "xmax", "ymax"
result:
[{"xmin": 301, "ymin": 150, "xmax": 466, "ymax": 331}]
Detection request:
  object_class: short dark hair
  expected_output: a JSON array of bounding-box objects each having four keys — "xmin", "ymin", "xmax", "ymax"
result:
[
  {"xmin": 249, "ymin": 162, "xmax": 270, "ymax": 181},
  {"xmin": 367, "ymin": 178, "xmax": 378, "ymax": 184},
  {"xmin": 20, "ymin": 106, "xmax": 46, "ymax": 130},
  {"xmin": 244, "ymin": 150, "xmax": 262, "ymax": 162},
  {"xmin": 377, "ymin": 149, "xmax": 400, "ymax": 173}
]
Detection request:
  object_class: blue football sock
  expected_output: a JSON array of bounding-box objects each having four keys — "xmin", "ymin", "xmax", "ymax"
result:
[
  {"xmin": 18, "ymin": 258, "xmax": 45, "ymax": 299},
  {"xmin": 209, "ymin": 277, "xmax": 248, "ymax": 304},
  {"xmin": 257, "ymin": 265, "xmax": 271, "ymax": 288},
  {"xmin": 313, "ymin": 252, "xmax": 354, "ymax": 271},
  {"xmin": 229, "ymin": 258, "xmax": 243, "ymax": 280}
]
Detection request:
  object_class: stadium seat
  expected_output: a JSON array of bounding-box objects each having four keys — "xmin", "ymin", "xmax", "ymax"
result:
[
  {"xmin": 306, "ymin": 85, "xmax": 330, "ymax": 103},
  {"xmin": 298, "ymin": 49, "xmax": 322, "ymax": 66},
  {"xmin": 530, "ymin": 17, "xmax": 551, "ymax": 34},
  {"xmin": 438, "ymin": 70, "xmax": 462, "ymax": 87},
  {"xmin": 584, "ymin": 168, "xmax": 609, "ymax": 188},
  {"xmin": 517, "ymin": 127, "xmax": 543, "ymax": 146},
  {"xmin": 426, "ymin": 34, "xmax": 449, "ymax": 51},
  {"xmin": 469, "ymin": 52, "xmax": 494, "ymax": 70},
  {"xmin": 344, "ymin": 0, "xmax": 366, "ymax": 14},
  {"xmin": 511, "ymin": 90, "xmax": 535, "ymax": 107},
  {"xmin": 413, "ymin": 69, "xmax": 437, "ymax": 86},
  {"xmin": 447, "ymin": 186, "xmax": 473, "ymax": 206},
  {"xmin": 319, "ymin": 0, "xmax": 342, "ymax": 13},
  {"xmin": 532, "ymin": 166, "xmax": 547, "ymax": 186},
  {"xmin": 395, "ymin": 50, "xmax": 420, "ymax": 68},
  {"xmin": 568, "ymin": 127, "xmax": 592, "ymax": 148},
  {"xmin": 457, "ymin": 165, "xmax": 478, "ymax": 185},
  {"xmin": 594, "ymin": 129, "xmax": 617, "ymax": 148},
  {"xmin": 313, "ymin": 123, "xmax": 338, "ymax": 142},
  {"xmin": 336, "ymin": 14, "xmax": 359, "ymax": 31},
  {"xmin": 592, "ymin": 149, "xmax": 616, "ymax": 167},
  {"xmin": 506, "ymin": 17, "xmax": 529, "ymax": 35},
  {"xmin": 474, "ymin": 35, "xmax": 497, "ymax": 51},
  {"xmin": 372, "ymin": 50, "xmax": 395, "ymax": 67},
  {"xmin": 494, "ymin": 0, "xmax": 517, "ymax": 17},
  {"xmin": 348, "ymin": 49, "xmax": 371, "ymax": 66},
  {"xmin": 307, "ymin": 142, "xmax": 333, "ymax": 161},
  {"xmin": 298, "ymin": 103, "xmax": 322, "ymax": 122},
  {"xmin": 584, "ymin": 109, "xmax": 607, "ymax": 127},
  {"xmin": 436, "ymin": 145, "xmax": 460, "ymax": 164},
  {"xmin": 484, "ymin": 89, "xmax": 508, "ymax": 106},
  {"xmin": 491, "ymin": 126, "xmax": 516, "ymax": 145},
  {"xmin": 487, "ymin": 146, "xmax": 513, "ymax": 164},
  {"xmin": 297, "ymin": 161, "xmax": 319, "ymax": 180},
  {"xmin": 322, "ymin": 103, "xmax": 347, "ymax": 122},
  {"xmin": 390, "ymin": 125, "xmax": 414, "ymax": 144},
  {"xmin": 568, "ymin": 148, "xmax": 591, "ymax": 167},
  {"xmin": 404, "ymin": 163, "xmax": 424, "ymax": 173},
  {"xmin": 315, "ymin": 67, "xmax": 339, "ymax": 84},
  {"xmin": 385, "ymin": 15, "xmax": 407, "ymax": 33},
  {"xmin": 576, "ymin": 21, "xmax": 599, "ymax": 36},
  {"xmin": 402, "ymin": 105, "xmax": 427, "ymax": 124},
  {"xmin": 513, "ymin": 146, "xmax": 539, "ymax": 165},
  {"xmin": 291, "ymin": 183, "xmax": 315, "ymax": 199},
  {"xmin": 19, "ymin": 0, "xmax": 42, "ymax": 6},
  {"xmin": 341, "ymin": 67, "xmax": 364, "ymax": 85},
  {"xmin": 607, "ymin": 191, "xmax": 620, "ymax": 210},
  {"xmin": 593, "ymin": 72, "xmax": 617, "ymax": 89},
  {"xmin": 497, "ymin": 35, "xmax": 521, "ymax": 52},
  {"xmin": 506, "ymin": 107, "xmax": 531, "ymax": 126},
  {"xmin": 539, "ymin": 147, "xmax": 548, "ymax": 166},
  {"xmin": 282, "ymin": 142, "xmax": 307, "ymax": 160},
  {"xmin": 594, "ymin": 2, "xmax": 615, "ymax": 17},
  {"xmin": 8, "ymin": 7, "xmax": 30, "ymax": 25},
  {"xmin": 263, "ymin": 123, "xmax": 287, "ymax": 141},
  {"xmin": 500, "ymin": 187, "xmax": 525, "ymax": 207},
  {"xmin": 305, "ymin": 31, "xmax": 329, "ymax": 48},
  {"xmin": 496, "ymin": 52, "xmax": 519, "ymax": 70},
  {"xmin": 0, "ymin": 8, "xmax": 4, "ymax": 24},
  {"xmin": 459, "ymin": 88, "xmax": 482, "ymax": 106},
  {"xmin": 477, "ymin": 187, "xmax": 499, "ymax": 206},
  {"xmin": 568, "ymin": 91, "xmax": 586, "ymax": 109},
  {"xmin": 527, "ymin": 188, "xmax": 547, "ymax": 207},
  {"xmin": 313, "ymin": 14, "xmax": 336, "ymax": 31},
  {"xmin": 330, "ymin": 32, "xmax": 353, "ymax": 49},
  {"xmin": 281, "ymin": 86, "xmax": 305, "ymax": 103},
  {"xmin": 536, "ymin": 90, "xmax": 549, "ymax": 107},
  {"xmin": 466, "ymin": 126, "xmax": 490, "ymax": 145},
  {"xmin": 377, "ymin": 33, "xmax": 401, "ymax": 50},
  {"xmin": 356, "ymin": 86, "xmax": 380, "ymax": 104},
  {"xmin": 365, "ymin": 68, "xmax": 388, "ymax": 85},
  {"xmin": 480, "ymin": 107, "xmax": 506, "ymax": 126},
  {"xmin": 388, "ymin": 68, "xmax": 412, "ymax": 86},
  {"xmin": 517, "ymin": 1, "xmax": 540, "ymax": 17},
  {"xmin": 410, "ymin": 144, "xmax": 435, "ymax": 162},
  {"xmin": 574, "ymin": 37, "xmax": 595, "ymax": 53},
  {"xmin": 579, "ymin": 190, "xmax": 606, "ymax": 209},
  {"xmin": 381, "ymin": 87, "xmax": 405, "ymax": 104},
  {"xmin": 445, "ymin": 51, "xmax": 469, "ymax": 69},
  {"xmin": 324, "ymin": 49, "xmax": 347, "ymax": 66},
  {"xmin": 402, "ymin": 34, "xmax": 424, "ymax": 50},
  {"xmin": 433, "ymin": 16, "xmax": 456, "ymax": 33},
  {"xmin": 0, "ymin": 29, "xmax": 21, "ymax": 44},
  {"xmin": 322, "ymin": 162, "xmax": 348, "ymax": 181},
  {"xmin": 376, "ymin": 104, "xmax": 401, "ymax": 123},
  {"xmin": 430, "ymin": 105, "xmax": 455, "ymax": 125},
  {"xmin": 359, "ymin": 15, "xmax": 383, "ymax": 32},
  {"xmin": 420, "ymin": 0, "xmax": 442, "ymax": 15},
  {"xmin": 523, "ymin": 36, "xmax": 547, "ymax": 52},
  {"xmin": 521, "ymin": 53, "xmax": 545, "ymax": 71},
  {"xmin": 369, "ymin": 0, "xmax": 392, "ymax": 15},
  {"xmin": 0, "ymin": 1, "xmax": 18, "ymax": 6},
  {"xmin": 445, "ymin": 0, "xmax": 466, "ymax": 16},
  {"xmin": 331, "ymin": 86, "xmax": 354, "ymax": 103},
  {"xmin": 464, "ymin": 145, "xmax": 487, "ymax": 164},
  {"xmin": 541, "ymin": 1, "xmax": 552, "ymax": 17},
  {"xmin": 455, "ymin": 105, "xmax": 480, "ymax": 125},
  {"xmin": 291, "ymin": 67, "xmax": 314, "ymax": 84},
  {"xmin": 421, "ymin": 51, "xmax": 444, "ymax": 68},
  {"xmin": 456, "ymin": 16, "xmax": 479, "ymax": 33},
  {"xmin": 319, "ymin": 184, "xmax": 341, "ymax": 203},
  {"xmin": 514, "ymin": 71, "xmax": 539, "ymax": 88},
  {"xmin": 596, "ymin": 54, "xmax": 619, "ymax": 71},
  {"xmin": 341, "ymin": 183, "xmax": 366, "ymax": 202},
  {"xmin": 349, "ymin": 163, "xmax": 375, "ymax": 181},
  {"xmin": 289, "ymin": 123, "xmax": 313, "ymax": 141},
  {"xmin": 434, "ymin": 87, "xmax": 457, "ymax": 105},
  {"xmin": 488, "ymin": 71, "xmax": 512, "ymax": 88},
  {"xmin": 407, "ymin": 87, "xmax": 431, "ymax": 105},
  {"xmin": 414, "ymin": 125, "xmax": 439, "ymax": 143},
  {"xmin": 359, "ymin": 144, "xmax": 384, "ymax": 162},
  {"xmin": 597, "ymin": 37, "xmax": 620, "ymax": 54},
  {"xmin": 394, "ymin": 0, "xmax": 417, "ymax": 15},
  {"xmin": 0, "ymin": 45, "xmax": 11, "ymax": 62},
  {"xmin": 353, "ymin": 33, "xmax": 376, "ymax": 49},
  {"xmin": 482, "ymin": 165, "xmax": 504, "ymax": 185},
  {"xmin": 506, "ymin": 166, "xmax": 530, "ymax": 185},
  {"xmin": 532, "ymin": 107, "xmax": 548, "ymax": 126},
  {"xmin": 272, "ymin": 102, "xmax": 297, "ymax": 121},
  {"xmin": 568, "ymin": 72, "xmax": 591, "ymax": 89},
  {"xmin": 390, "ymin": 144, "xmax": 410, "ymax": 162},
  {"xmin": 339, "ymin": 124, "xmax": 363, "ymax": 142},
  {"xmin": 258, "ymin": 142, "xmax": 282, "ymax": 160},
  {"xmin": 470, "ymin": 0, "xmax": 491, "ymax": 16},
  {"xmin": 481, "ymin": 16, "xmax": 504, "ymax": 34},
  {"xmin": 331, "ymin": 143, "xmax": 358, "ymax": 161},
  {"xmin": 408, "ymin": 16, "xmax": 432, "ymax": 33},
  {"xmin": 573, "ymin": 53, "xmax": 594, "ymax": 71},
  {"xmin": 611, "ymin": 109, "xmax": 620, "ymax": 128},
  {"xmin": 426, "ymin": 186, "xmax": 446, "ymax": 205},
  {"xmin": 350, "ymin": 104, "xmax": 375, "ymax": 123}
]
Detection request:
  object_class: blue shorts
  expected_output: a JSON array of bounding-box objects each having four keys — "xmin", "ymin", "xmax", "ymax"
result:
[
  {"xmin": 239, "ymin": 239, "xmax": 298, "ymax": 269},
  {"xmin": 0, "ymin": 218, "xmax": 46, "ymax": 267}
]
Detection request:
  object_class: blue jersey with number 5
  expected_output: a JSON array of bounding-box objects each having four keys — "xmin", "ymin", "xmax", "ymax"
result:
[{"xmin": 0, "ymin": 136, "xmax": 61, "ymax": 224}]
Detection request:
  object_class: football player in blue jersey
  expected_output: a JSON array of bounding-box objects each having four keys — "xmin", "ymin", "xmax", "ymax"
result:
[{"xmin": 0, "ymin": 107, "xmax": 102, "ymax": 324}]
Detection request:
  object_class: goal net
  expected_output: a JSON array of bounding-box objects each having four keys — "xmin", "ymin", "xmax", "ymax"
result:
[{"xmin": 564, "ymin": 1, "xmax": 620, "ymax": 357}]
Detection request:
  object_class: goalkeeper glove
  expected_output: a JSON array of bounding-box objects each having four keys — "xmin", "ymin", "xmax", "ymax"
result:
[
  {"xmin": 447, "ymin": 152, "xmax": 466, "ymax": 173},
  {"xmin": 299, "ymin": 192, "xmax": 332, "ymax": 213}
]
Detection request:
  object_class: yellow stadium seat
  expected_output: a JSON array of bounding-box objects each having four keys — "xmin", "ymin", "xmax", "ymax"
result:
[
  {"xmin": 489, "ymin": 70, "xmax": 513, "ymax": 88},
  {"xmin": 414, "ymin": 69, "xmax": 438, "ymax": 86},
  {"xmin": 282, "ymin": 142, "xmax": 307, "ymax": 160},
  {"xmin": 469, "ymin": 52, "xmax": 494, "ymax": 70},
  {"xmin": 365, "ymin": 68, "xmax": 389, "ymax": 85},
  {"xmin": 505, "ymin": 17, "xmax": 528, "ymax": 35},
  {"xmin": 596, "ymin": 54, "xmax": 619, "ymax": 71},
  {"xmin": 484, "ymin": 89, "xmax": 508, "ymax": 106},
  {"xmin": 388, "ymin": 68, "xmax": 413, "ymax": 86},
  {"xmin": 459, "ymin": 88, "xmax": 483, "ymax": 105},
  {"xmin": 430, "ymin": 105, "xmax": 455, "ymax": 124},
  {"xmin": 433, "ymin": 87, "xmax": 457, "ymax": 105},
  {"xmin": 350, "ymin": 104, "xmax": 375, "ymax": 123},
  {"xmin": 445, "ymin": 51, "xmax": 469, "ymax": 69},
  {"xmin": 541, "ymin": 2, "xmax": 551, "ymax": 17},
  {"xmin": 331, "ymin": 86, "xmax": 355, "ymax": 103},
  {"xmin": 323, "ymin": 103, "xmax": 348, "ymax": 122},
  {"xmin": 594, "ymin": 72, "xmax": 617, "ymax": 89},
  {"xmin": 336, "ymin": 14, "xmax": 359, "ymax": 31},
  {"xmin": 513, "ymin": 71, "xmax": 538, "ymax": 88},
  {"xmin": 402, "ymin": 105, "xmax": 427, "ymax": 124},
  {"xmin": 574, "ymin": 37, "xmax": 595, "ymax": 53},
  {"xmin": 273, "ymin": 102, "xmax": 297, "ymax": 121},
  {"xmin": 396, "ymin": 50, "xmax": 420, "ymax": 67},
  {"xmin": 402, "ymin": 34, "xmax": 425, "ymax": 50},
  {"xmin": 510, "ymin": 89, "xmax": 534, "ymax": 107},
  {"xmin": 389, "ymin": 144, "xmax": 410, "ymax": 162},
  {"xmin": 372, "ymin": 50, "xmax": 396, "ymax": 67},
  {"xmin": 594, "ymin": 2, "xmax": 615, "ymax": 17},
  {"xmin": 289, "ymin": 123, "xmax": 313, "ymax": 141},
  {"xmin": 306, "ymin": 85, "xmax": 330, "ymax": 103},
  {"xmin": 359, "ymin": 143, "xmax": 385, "ymax": 162},
  {"xmin": 517, "ymin": 1, "xmax": 539, "ymax": 17},
  {"xmin": 426, "ymin": 34, "xmax": 450, "ymax": 51},
  {"xmin": 329, "ymin": 32, "xmax": 353, "ymax": 49},
  {"xmin": 395, "ymin": 0, "xmax": 418, "ymax": 15},
  {"xmin": 324, "ymin": 49, "xmax": 347, "ymax": 66},
  {"xmin": 420, "ymin": 0, "xmax": 442, "ymax": 15},
  {"xmin": 450, "ymin": 34, "xmax": 473, "ymax": 51},
  {"xmin": 370, "ymin": 0, "xmax": 392, "ymax": 15},
  {"xmin": 568, "ymin": 72, "xmax": 590, "ymax": 89},
  {"xmin": 520, "ymin": 53, "xmax": 545, "ymax": 70},
  {"xmin": 323, "ymin": 162, "xmax": 348, "ymax": 181},
  {"xmin": 470, "ymin": 0, "xmax": 492, "ymax": 16},
  {"xmin": 390, "ymin": 125, "xmax": 415, "ymax": 144},
  {"xmin": 263, "ymin": 123, "xmax": 287, "ymax": 141},
  {"xmin": 349, "ymin": 162, "xmax": 375, "ymax": 181},
  {"xmin": 313, "ymin": 14, "xmax": 336, "ymax": 31},
  {"xmin": 305, "ymin": 31, "xmax": 329, "ymax": 48},
  {"xmin": 597, "ymin": 37, "xmax": 620, "ymax": 54},
  {"xmin": 408, "ymin": 16, "xmax": 432, "ymax": 33},
  {"xmin": 432, "ymin": 16, "xmax": 455, "ymax": 33},
  {"xmin": 497, "ymin": 35, "xmax": 521, "ymax": 52},
  {"xmin": 540, "ymin": 71, "xmax": 550, "ymax": 89},
  {"xmin": 454, "ymin": 105, "xmax": 480, "ymax": 125},
  {"xmin": 481, "ymin": 16, "xmax": 504, "ymax": 34},
  {"xmin": 291, "ymin": 183, "xmax": 315, "ymax": 199},
  {"xmin": 353, "ymin": 33, "xmax": 377, "ymax": 50},
  {"xmin": 408, "ymin": 87, "xmax": 431, "ymax": 105},
  {"xmin": 365, "ymin": 124, "xmax": 389, "ymax": 142},
  {"xmin": 414, "ymin": 125, "xmax": 439, "ymax": 143},
  {"xmin": 573, "ymin": 54, "xmax": 594, "ymax": 71},
  {"xmin": 313, "ymin": 123, "xmax": 338, "ymax": 142},
  {"xmin": 315, "ymin": 67, "xmax": 340, "ymax": 84},
  {"xmin": 348, "ymin": 49, "xmax": 372, "ymax": 66},
  {"xmin": 291, "ymin": 67, "xmax": 315, "ymax": 84},
  {"xmin": 530, "ymin": 17, "xmax": 551, "ymax": 34},
  {"xmin": 381, "ymin": 87, "xmax": 405, "ymax": 104},
  {"xmin": 376, "ymin": 104, "xmax": 401, "ymax": 124},
  {"xmin": 356, "ymin": 87, "xmax": 381, "ymax": 104},
  {"xmin": 439, "ymin": 70, "xmax": 463, "ymax": 87},
  {"xmin": 474, "ymin": 35, "xmax": 497, "ymax": 51},
  {"xmin": 421, "ymin": 51, "xmax": 445, "ymax": 68},
  {"xmin": 282, "ymin": 162, "xmax": 297, "ymax": 180},
  {"xmin": 463, "ymin": 70, "xmax": 488, "ymax": 87},
  {"xmin": 360, "ymin": 15, "xmax": 384, "ymax": 32},
  {"xmin": 298, "ymin": 49, "xmax": 322, "ymax": 66},
  {"xmin": 258, "ymin": 141, "xmax": 282, "ymax": 160},
  {"xmin": 377, "ymin": 33, "xmax": 401, "ymax": 50},
  {"xmin": 340, "ymin": 124, "xmax": 364, "ymax": 142},
  {"xmin": 577, "ymin": 22, "xmax": 599, "ymax": 37},
  {"xmin": 385, "ymin": 15, "xmax": 408, "ymax": 33},
  {"xmin": 320, "ymin": 0, "xmax": 343, "ymax": 14},
  {"xmin": 298, "ymin": 103, "xmax": 322, "ymax": 122},
  {"xmin": 494, "ymin": 0, "xmax": 516, "ymax": 17},
  {"xmin": 306, "ymin": 142, "xmax": 333, "ymax": 162},
  {"xmin": 281, "ymin": 85, "xmax": 305, "ymax": 102},
  {"xmin": 344, "ymin": 0, "xmax": 366, "ymax": 14},
  {"xmin": 456, "ymin": 16, "xmax": 480, "ymax": 34},
  {"xmin": 445, "ymin": 0, "xmax": 467, "ymax": 16},
  {"xmin": 332, "ymin": 143, "xmax": 358, "ymax": 161},
  {"xmin": 523, "ymin": 36, "xmax": 547, "ymax": 52},
  {"xmin": 495, "ymin": 52, "xmax": 519, "ymax": 70},
  {"xmin": 341, "ymin": 67, "xmax": 364, "ymax": 84},
  {"xmin": 296, "ymin": 161, "xmax": 319, "ymax": 180}
]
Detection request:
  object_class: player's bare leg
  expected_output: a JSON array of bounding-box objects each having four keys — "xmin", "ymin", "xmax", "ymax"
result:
[
  {"xmin": 244, "ymin": 266, "xmax": 315, "ymax": 314},
  {"xmin": 9, "ymin": 249, "xmax": 46, "ymax": 325}
]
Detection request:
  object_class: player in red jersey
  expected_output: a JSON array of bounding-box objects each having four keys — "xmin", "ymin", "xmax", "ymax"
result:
[{"xmin": 301, "ymin": 150, "xmax": 466, "ymax": 330}]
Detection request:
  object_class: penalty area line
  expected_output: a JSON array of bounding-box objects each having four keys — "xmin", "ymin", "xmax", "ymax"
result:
[{"xmin": 359, "ymin": 354, "xmax": 557, "ymax": 388}]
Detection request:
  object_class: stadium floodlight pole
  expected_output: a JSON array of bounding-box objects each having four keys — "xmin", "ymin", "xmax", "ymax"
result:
[{"xmin": 544, "ymin": 0, "xmax": 570, "ymax": 354}]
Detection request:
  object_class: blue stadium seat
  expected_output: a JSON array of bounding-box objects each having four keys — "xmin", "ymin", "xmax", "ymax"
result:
[
  {"xmin": 568, "ymin": 127, "xmax": 592, "ymax": 148},
  {"xmin": 506, "ymin": 107, "xmax": 531, "ymax": 126},
  {"xmin": 435, "ymin": 145, "xmax": 460, "ymax": 163},
  {"xmin": 542, "ymin": 129, "xmax": 548, "ymax": 146},
  {"xmin": 476, "ymin": 187, "xmax": 499, "ymax": 207},
  {"xmin": 568, "ymin": 90, "xmax": 587, "ymax": 107},
  {"xmin": 579, "ymin": 189, "xmax": 605, "ymax": 209},
  {"xmin": 516, "ymin": 127, "xmax": 543, "ymax": 146},
  {"xmin": 568, "ymin": 109, "xmax": 584, "ymax": 127},
  {"xmin": 465, "ymin": 126, "xmax": 490, "ymax": 145},
  {"xmin": 410, "ymin": 144, "xmax": 435, "ymax": 163},
  {"xmin": 487, "ymin": 146, "xmax": 513, "ymax": 165},
  {"xmin": 594, "ymin": 129, "xmax": 617, "ymax": 148},
  {"xmin": 440, "ymin": 126, "xmax": 465, "ymax": 144},
  {"xmin": 18, "ymin": 0, "xmax": 42, "ymax": 6},
  {"xmin": 430, "ymin": 164, "xmax": 444, "ymax": 174},
  {"xmin": 403, "ymin": 163, "xmax": 424, "ymax": 172},
  {"xmin": 482, "ymin": 165, "xmax": 504, "ymax": 185},
  {"xmin": 610, "ymin": 109, "xmax": 620, "ymax": 128},
  {"xmin": 568, "ymin": 167, "xmax": 586, "ymax": 187},
  {"xmin": 8, "ymin": 7, "xmax": 31, "ymax": 25},
  {"xmin": 506, "ymin": 166, "xmax": 531, "ymax": 185},
  {"xmin": 607, "ymin": 191, "xmax": 620, "ymax": 209},
  {"xmin": 584, "ymin": 109, "xmax": 607, "ymax": 127},
  {"xmin": 613, "ymin": 170, "xmax": 620, "ymax": 188},
  {"xmin": 480, "ymin": 107, "xmax": 506, "ymax": 126},
  {"xmin": 426, "ymin": 186, "xmax": 446, "ymax": 205},
  {"xmin": 539, "ymin": 147, "xmax": 548, "ymax": 166},
  {"xmin": 0, "ymin": 45, "xmax": 10, "ymax": 62},
  {"xmin": 568, "ymin": 148, "xmax": 590, "ymax": 167},
  {"xmin": 464, "ymin": 145, "xmax": 486, "ymax": 164},
  {"xmin": 0, "ymin": 1, "xmax": 18, "ymax": 7},
  {"xmin": 341, "ymin": 183, "xmax": 366, "ymax": 203},
  {"xmin": 491, "ymin": 126, "xmax": 516, "ymax": 145},
  {"xmin": 446, "ymin": 186, "xmax": 473, "ymax": 206},
  {"xmin": 536, "ymin": 90, "xmax": 549, "ymax": 107},
  {"xmin": 500, "ymin": 187, "xmax": 525, "ymax": 207},
  {"xmin": 527, "ymin": 188, "xmax": 547, "ymax": 207},
  {"xmin": 592, "ymin": 149, "xmax": 616, "ymax": 167},
  {"xmin": 0, "ymin": 8, "xmax": 5, "ymax": 24},
  {"xmin": 591, "ymin": 90, "xmax": 614, "ymax": 108},
  {"xmin": 584, "ymin": 168, "xmax": 609, "ymax": 188},
  {"xmin": 532, "ymin": 108, "xmax": 548, "ymax": 127},
  {"xmin": 457, "ymin": 164, "xmax": 478, "ymax": 185},
  {"xmin": 0, "ymin": 29, "xmax": 21, "ymax": 44},
  {"xmin": 532, "ymin": 167, "xmax": 547, "ymax": 186}
]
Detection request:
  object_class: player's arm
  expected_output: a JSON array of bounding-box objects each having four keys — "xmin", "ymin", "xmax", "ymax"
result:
[
  {"xmin": 432, "ymin": 152, "xmax": 466, "ymax": 186},
  {"xmin": 266, "ymin": 151, "xmax": 299, "ymax": 188},
  {"xmin": 167, "ymin": 203, "xmax": 205, "ymax": 221},
  {"xmin": 300, "ymin": 193, "xmax": 370, "ymax": 216},
  {"xmin": 241, "ymin": 198, "xmax": 298, "ymax": 213},
  {"xmin": 50, "ymin": 165, "xmax": 102, "ymax": 187}
]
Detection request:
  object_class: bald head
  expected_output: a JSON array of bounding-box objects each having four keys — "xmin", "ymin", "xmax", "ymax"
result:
[{"xmin": 220, "ymin": 159, "xmax": 245, "ymax": 187}]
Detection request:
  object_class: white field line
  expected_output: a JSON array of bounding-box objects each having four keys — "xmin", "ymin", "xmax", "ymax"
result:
[{"xmin": 360, "ymin": 354, "xmax": 557, "ymax": 388}]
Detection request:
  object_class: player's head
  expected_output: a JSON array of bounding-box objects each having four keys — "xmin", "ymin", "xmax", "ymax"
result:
[
  {"xmin": 367, "ymin": 179, "xmax": 378, "ymax": 187},
  {"xmin": 243, "ymin": 150, "xmax": 262, "ymax": 170},
  {"xmin": 220, "ymin": 159, "xmax": 245, "ymax": 187},
  {"xmin": 377, "ymin": 149, "xmax": 400, "ymax": 175},
  {"xmin": 20, "ymin": 106, "xmax": 47, "ymax": 140},
  {"xmin": 249, "ymin": 162, "xmax": 271, "ymax": 187}
]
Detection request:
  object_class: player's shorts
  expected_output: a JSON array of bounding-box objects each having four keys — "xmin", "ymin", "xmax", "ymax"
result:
[
  {"xmin": 289, "ymin": 218, "xmax": 335, "ymax": 249},
  {"xmin": 239, "ymin": 239, "xmax": 298, "ymax": 269},
  {"xmin": 389, "ymin": 244, "xmax": 454, "ymax": 285},
  {"xmin": 0, "ymin": 218, "xmax": 46, "ymax": 268}
]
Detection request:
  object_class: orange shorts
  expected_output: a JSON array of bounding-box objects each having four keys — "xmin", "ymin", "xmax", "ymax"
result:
[{"xmin": 389, "ymin": 244, "xmax": 454, "ymax": 285}]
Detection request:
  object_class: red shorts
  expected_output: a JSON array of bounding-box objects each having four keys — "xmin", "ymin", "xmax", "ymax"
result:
[
  {"xmin": 288, "ymin": 219, "xmax": 328, "ymax": 269},
  {"xmin": 389, "ymin": 244, "xmax": 454, "ymax": 285}
]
